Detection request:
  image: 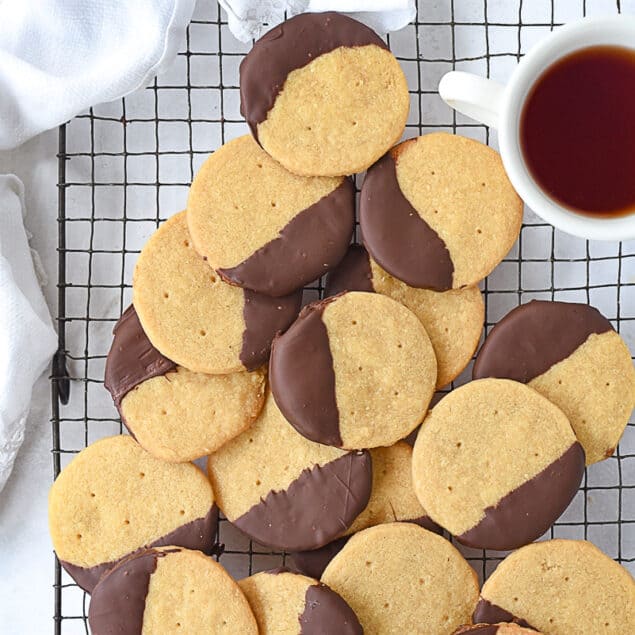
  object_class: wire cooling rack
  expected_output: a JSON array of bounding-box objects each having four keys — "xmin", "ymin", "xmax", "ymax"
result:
[{"xmin": 51, "ymin": 0, "xmax": 635, "ymax": 632}]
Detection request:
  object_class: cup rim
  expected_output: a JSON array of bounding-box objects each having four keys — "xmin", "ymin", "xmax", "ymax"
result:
[{"xmin": 498, "ymin": 15, "xmax": 635, "ymax": 241}]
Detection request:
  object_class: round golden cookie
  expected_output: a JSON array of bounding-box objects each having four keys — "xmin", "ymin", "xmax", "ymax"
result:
[
  {"xmin": 454, "ymin": 625, "xmax": 541, "ymax": 635},
  {"xmin": 105, "ymin": 306, "xmax": 266, "ymax": 462},
  {"xmin": 238, "ymin": 569, "xmax": 362, "ymax": 634},
  {"xmin": 412, "ymin": 378, "xmax": 584, "ymax": 551},
  {"xmin": 322, "ymin": 523, "xmax": 479, "ymax": 635},
  {"xmin": 240, "ymin": 12, "xmax": 409, "ymax": 176},
  {"xmin": 473, "ymin": 539, "xmax": 635, "ymax": 634},
  {"xmin": 207, "ymin": 390, "xmax": 372, "ymax": 551},
  {"xmin": 48, "ymin": 436, "xmax": 216, "ymax": 593},
  {"xmin": 187, "ymin": 135, "xmax": 355, "ymax": 297},
  {"xmin": 326, "ymin": 244, "xmax": 484, "ymax": 387},
  {"xmin": 289, "ymin": 442, "xmax": 440, "ymax": 579},
  {"xmin": 474, "ymin": 300, "xmax": 635, "ymax": 464},
  {"xmin": 270, "ymin": 291, "xmax": 437, "ymax": 449},
  {"xmin": 359, "ymin": 132, "xmax": 523, "ymax": 290},
  {"xmin": 89, "ymin": 547, "xmax": 257, "ymax": 634},
  {"xmin": 132, "ymin": 211, "xmax": 301, "ymax": 374}
]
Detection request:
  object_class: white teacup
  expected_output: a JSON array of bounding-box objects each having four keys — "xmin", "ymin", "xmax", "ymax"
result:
[{"xmin": 438, "ymin": 15, "xmax": 635, "ymax": 241}]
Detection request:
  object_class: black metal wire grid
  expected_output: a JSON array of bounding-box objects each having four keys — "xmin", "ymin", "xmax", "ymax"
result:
[{"xmin": 50, "ymin": 0, "xmax": 635, "ymax": 632}]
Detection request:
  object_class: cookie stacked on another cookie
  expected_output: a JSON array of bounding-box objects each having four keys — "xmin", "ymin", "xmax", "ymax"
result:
[{"xmin": 48, "ymin": 436, "xmax": 217, "ymax": 593}]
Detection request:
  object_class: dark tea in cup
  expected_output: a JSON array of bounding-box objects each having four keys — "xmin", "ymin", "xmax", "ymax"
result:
[{"xmin": 520, "ymin": 45, "xmax": 635, "ymax": 217}]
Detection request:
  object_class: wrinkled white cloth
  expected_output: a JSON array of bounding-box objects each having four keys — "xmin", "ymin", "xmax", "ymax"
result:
[
  {"xmin": 0, "ymin": 0, "xmax": 197, "ymax": 150},
  {"xmin": 0, "ymin": 175, "xmax": 57, "ymax": 492},
  {"xmin": 219, "ymin": 0, "xmax": 416, "ymax": 42}
]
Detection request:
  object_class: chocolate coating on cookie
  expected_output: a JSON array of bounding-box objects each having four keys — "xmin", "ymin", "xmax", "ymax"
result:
[
  {"xmin": 324, "ymin": 244, "xmax": 374, "ymax": 296},
  {"xmin": 473, "ymin": 300, "xmax": 613, "ymax": 383},
  {"xmin": 60, "ymin": 507, "xmax": 218, "ymax": 593},
  {"xmin": 269, "ymin": 297, "xmax": 342, "ymax": 446},
  {"xmin": 360, "ymin": 152, "xmax": 454, "ymax": 290},
  {"xmin": 300, "ymin": 582, "xmax": 363, "ymax": 635},
  {"xmin": 219, "ymin": 178, "xmax": 355, "ymax": 297},
  {"xmin": 290, "ymin": 536, "xmax": 351, "ymax": 579},
  {"xmin": 240, "ymin": 288, "xmax": 303, "ymax": 370},
  {"xmin": 88, "ymin": 548, "xmax": 181, "ymax": 634},
  {"xmin": 473, "ymin": 599, "xmax": 536, "ymax": 630},
  {"xmin": 240, "ymin": 12, "xmax": 388, "ymax": 139},
  {"xmin": 104, "ymin": 305, "xmax": 176, "ymax": 407},
  {"xmin": 233, "ymin": 452, "xmax": 371, "ymax": 552},
  {"xmin": 457, "ymin": 442, "xmax": 585, "ymax": 550}
]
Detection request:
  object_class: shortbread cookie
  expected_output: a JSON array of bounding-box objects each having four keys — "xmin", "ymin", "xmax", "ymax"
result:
[
  {"xmin": 270, "ymin": 291, "xmax": 436, "ymax": 449},
  {"xmin": 240, "ymin": 12, "xmax": 409, "ymax": 176},
  {"xmin": 89, "ymin": 547, "xmax": 257, "ymax": 634},
  {"xmin": 187, "ymin": 135, "xmax": 355, "ymax": 296},
  {"xmin": 359, "ymin": 133, "xmax": 523, "ymax": 290},
  {"xmin": 473, "ymin": 539, "xmax": 635, "ymax": 634},
  {"xmin": 238, "ymin": 569, "xmax": 362, "ymax": 634},
  {"xmin": 473, "ymin": 300, "xmax": 635, "ymax": 464},
  {"xmin": 454, "ymin": 625, "xmax": 541, "ymax": 634},
  {"xmin": 49, "ymin": 436, "xmax": 216, "ymax": 593},
  {"xmin": 322, "ymin": 523, "xmax": 479, "ymax": 635},
  {"xmin": 290, "ymin": 442, "xmax": 440, "ymax": 578},
  {"xmin": 412, "ymin": 378, "xmax": 584, "ymax": 550},
  {"xmin": 132, "ymin": 211, "xmax": 301, "ymax": 374},
  {"xmin": 325, "ymin": 245, "xmax": 484, "ymax": 387},
  {"xmin": 207, "ymin": 390, "xmax": 371, "ymax": 551},
  {"xmin": 105, "ymin": 306, "xmax": 266, "ymax": 462}
]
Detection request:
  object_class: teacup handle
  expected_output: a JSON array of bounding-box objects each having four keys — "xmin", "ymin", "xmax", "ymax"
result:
[{"xmin": 438, "ymin": 71, "xmax": 505, "ymax": 130}]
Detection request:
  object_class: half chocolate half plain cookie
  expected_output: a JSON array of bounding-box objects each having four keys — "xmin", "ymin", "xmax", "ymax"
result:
[
  {"xmin": 132, "ymin": 211, "xmax": 302, "ymax": 374},
  {"xmin": 104, "ymin": 306, "xmax": 266, "ymax": 462},
  {"xmin": 359, "ymin": 133, "xmax": 523, "ymax": 290},
  {"xmin": 473, "ymin": 539, "xmax": 635, "ymax": 634},
  {"xmin": 269, "ymin": 291, "xmax": 437, "ymax": 449},
  {"xmin": 89, "ymin": 547, "xmax": 257, "ymax": 634},
  {"xmin": 240, "ymin": 12, "xmax": 409, "ymax": 176},
  {"xmin": 412, "ymin": 378, "xmax": 584, "ymax": 551},
  {"xmin": 238, "ymin": 569, "xmax": 362, "ymax": 635},
  {"xmin": 289, "ymin": 442, "xmax": 440, "ymax": 579},
  {"xmin": 48, "ymin": 436, "xmax": 217, "ymax": 593},
  {"xmin": 206, "ymin": 390, "xmax": 372, "ymax": 552},
  {"xmin": 473, "ymin": 300, "xmax": 635, "ymax": 464},
  {"xmin": 325, "ymin": 244, "xmax": 484, "ymax": 387},
  {"xmin": 187, "ymin": 135, "xmax": 355, "ymax": 297}
]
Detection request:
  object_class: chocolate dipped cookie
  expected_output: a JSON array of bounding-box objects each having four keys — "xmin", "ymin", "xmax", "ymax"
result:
[
  {"xmin": 89, "ymin": 547, "xmax": 257, "ymax": 634},
  {"xmin": 269, "ymin": 291, "xmax": 437, "ymax": 449},
  {"xmin": 132, "ymin": 211, "xmax": 301, "ymax": 374},
  {"xmin": 105, "ymin": 306, "xmax": 266, "ymax": 462},
  {"xmin": 240, "ymin": 12, "xmax": 409, "ymax": 176},
  {"xmin": 290, "ymin": 442, "xmax": 440, "ymax": 578},
  {"xmin": 48, "ymin": 436, "xmax": 217, "ymax": 593},
  {"xmin": 412, "ymin": 378, "xmax": 584, "ymax": 550},
  {"xmin": 325, "ymin": 244, "xmax": 484, "ymax": 387},
  {"xmin": 473, "ymin": 539, "xmax": 635, "ymax": 634},
  {"xmin": 474, "ymin": 300, "xmax": 635, "ymax": 464},
  {"xmin": 207, "ymin": 390, "xmax": 371, "ymax": 551},
  {"xmin": 359, "ymin": 133, "xmax": 523, "ymax": 290},
  {"xmin": 322, "ymin": 523, "xmax": 479, "ymax": 635},
  {"xmin": 238, "ymin": 569, "xmax": 362, "ymax": 635},
  {"xmin": 187, "ymin": 135, "xmax": 354, "ymax": 297}
]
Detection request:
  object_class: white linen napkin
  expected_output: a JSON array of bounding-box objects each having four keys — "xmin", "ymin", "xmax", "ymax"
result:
[
  {"xmin": 0, "ymin": 0, "xmax": 197, "ymax": 150},
  {"xmin": 0, "ymin": 175, "xmax": 57, "ymax": 492},
  {"xmin": 219, "ymin": 0, "xmax": 416, "ymax": 42}
]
